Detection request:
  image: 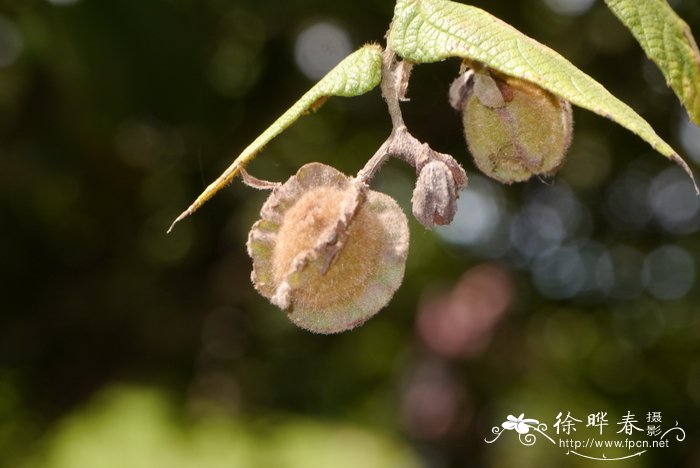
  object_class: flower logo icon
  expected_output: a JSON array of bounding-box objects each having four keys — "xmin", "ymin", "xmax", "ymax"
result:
[{"xmin": 502, "ymin": 414, "xmax": 539, "ymax": 434}]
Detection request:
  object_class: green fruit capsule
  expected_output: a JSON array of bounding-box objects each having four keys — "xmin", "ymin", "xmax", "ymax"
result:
[{"xmin": 458, "ymin": 70, "xmax": 573, "ymax": 184}]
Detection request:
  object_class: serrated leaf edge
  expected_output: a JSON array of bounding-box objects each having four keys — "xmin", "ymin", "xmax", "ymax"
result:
[
  {"xmin": 604, "ymin": 0, "xmax": 700, "ymax": 126},
  {"xmin": 168, "ymin": 44, "xmax": 384, "ymax": 232},
  {"xmin": 388, "ymin": 0, "xmax": 697, "ymax": 191}
]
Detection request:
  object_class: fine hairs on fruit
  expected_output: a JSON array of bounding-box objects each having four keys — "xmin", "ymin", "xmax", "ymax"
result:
[{"xmin": 453, "ymin": 68, "xmax": 574, "ymax": 184}]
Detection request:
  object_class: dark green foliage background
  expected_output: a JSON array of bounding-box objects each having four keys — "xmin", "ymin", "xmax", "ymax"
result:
[{"xmin": 1, "ymin": 0, "xmax": 700, "ymax": 466}]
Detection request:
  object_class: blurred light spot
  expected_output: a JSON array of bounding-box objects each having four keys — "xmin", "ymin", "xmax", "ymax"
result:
[
  {"xmin": 140, "ymin": 166, "xmax": 190, "ymax": 213},
  {"xmin": 531, "ymin": 240, "xmax": 607, "ymax": 299},
  {"xmin": 542, "ymin": 0, "xmax": 595, "ymax": 16},
  {"xmin": 531, "ymin": 244, "xmax": 586, "ymax": 299},
  {"xmin": 0, "ymin": 15, "xmax": 22, "ymax": 68},
  {"xmin": 586, "ymin": 7, "xmax": 635, "ymax": 55},
  {"xmin": 661, "ymin": 302, "xmax": 692, "ymax": 332},
  {"xmin": 271, "ymin": 421, "xmax": 423, "ymax": 468},
  {"xmin": 436, "ymin": 175, "xmax": 508, "ymax": 256},
  {"xmin": 642, "ymin": 245, "xmax": 695, "ymax": 300},
  {"xmin": 602, "ymin": 245, "xmax": 645, "ymax": 300},
  {"xmin": 529, "ymin": 183, "xmax": 587, "ymax": 238},
  {"xmin": 417, "ymin": 264, "xmax": 513, "ymax": 359},
  {"xmin": 542, "ymin": 310, "xmax": 599, "ymax": 361},
  {"xmin": 686, "ymin": 361, "xmax": 700, "ymax": 406},
  {"xmin": 594, "ymin": 251, "xmax": 615, "ymax": 294},
  {"xmin": 679, "ymin": 117, "xmax": 700, "ymax": 163},
  {"xmin": 35, "ymin": 386, "xmax": 422, "ymax": 468},
  {"xmin": 510, "ymin": 183, "xmax": 586, "ymax": 264},
  {"xmin": 140, "ymin": 211, "xmax": 194, "ymax": 266},
  {"xmin": 114, "ymin": 118, "xmax": 184, "ymax": 170},
  {"xmin": 294, "ymin": 21, "xmax": 352, "ymax": 81},
  {"xmin": 188, "ymin": 370, "xmax": 241, "ymax": 417},
  {"xmin": 589, "ymin": 342, "xmax": 643, "ymax": 393},
  {"xmin": 571, "ymin": 241, "xmax": 610, "ymax": 299},
  {"xmin": 605, "ymin": 170, "xmax": 652, "ymax": 230},
  {"xmin": 561, "ymin": 134, "xmax": 612, "ymax": 190},
  {"xmin": 209, "ymin": 43, "xmax": 262, "ymax": 97},
  {"xmin": 648, "ymin": 167, "xmax": 700, "ymax": 234},
  {"xmin": 223, "ymin": 8, "xmax": 266, "ymax": 46},
  {"xmin": 400, "ymin": 362, "xmax": 466, "ymax": 440},
  {"xmin": 612, "ymin": 304, "xmax": 664, "ymax": 348},
  {"xmin": 509, "ymin": 206, "xmax": 560, "ymax": 266},
  {"xmin": 201, "ymin": 307, "xmax": 245, "ymax": 360}
]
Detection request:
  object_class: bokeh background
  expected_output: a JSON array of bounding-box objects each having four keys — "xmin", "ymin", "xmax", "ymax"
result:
[{"xmin": 2, "ymin": 0, "xmax": 700, "ymax": 466}]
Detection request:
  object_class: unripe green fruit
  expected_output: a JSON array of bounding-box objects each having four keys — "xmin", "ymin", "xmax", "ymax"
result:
[
  {"xmin": 461, "ymin": 71, "xmax": 573, "ymax": 184},
  {"xmin": 247, "ymin": 163, "xmax": 409, "ymax": 334}
]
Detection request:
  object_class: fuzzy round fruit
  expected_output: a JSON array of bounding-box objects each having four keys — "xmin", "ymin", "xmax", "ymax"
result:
[
  {"xmin": 247, "ymin": 163, "xmax": 409, "ymax": 334},
  {"xmin": 462, "ymin": 71, "xmax": 573, "ymax": 184}
]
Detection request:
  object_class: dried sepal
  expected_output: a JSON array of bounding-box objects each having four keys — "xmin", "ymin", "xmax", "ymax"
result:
[
  {"xmin": 472, "ymin": 72, "xmax": 506, "ymax": 109},
  {"xmin": 247, "ymin": 163, "xmax": 409, "ymax": 334},
  {"xmin": 456, "ymin": 69, "xmax": 573, "ymax": 184},
  {"xmin": 239, "ymin": 168, "xmax": 281, "ymax": 190}
]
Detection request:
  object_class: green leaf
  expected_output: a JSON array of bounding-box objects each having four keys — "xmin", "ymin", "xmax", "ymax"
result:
[
  {"xmin": 388, "ymin": 0, "xmax": 696, "ymax": 188},
  {"xmin": 604, "ymin": 0, "xmax": 700, "ymax": 126},
  {"xmin": 168, "ymin": 44, "xmax": 384, "ymax": 232}
]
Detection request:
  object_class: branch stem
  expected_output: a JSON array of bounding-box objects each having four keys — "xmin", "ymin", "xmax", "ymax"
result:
[{"xmin": 356, "ymin": 46, "xmax": 466, "ymax": 189}]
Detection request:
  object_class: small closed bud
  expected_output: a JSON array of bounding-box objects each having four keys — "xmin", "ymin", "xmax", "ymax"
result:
[
  {"xmin": 458, "ymin": 70, "xmax": 573, "ymax": 184},
  {"xmin": 412, "ymin": 159, "xmax": 464, "ymax": 229},
  {"xmin": 247, "ymin": 163, "xmax": 409, "ymax": 334}
]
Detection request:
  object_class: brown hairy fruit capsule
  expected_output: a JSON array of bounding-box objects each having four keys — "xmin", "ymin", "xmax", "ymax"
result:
[
  {"xmin": 412, "ymin": 160, "xmax": 461, "ymax": 229},
  {"xmin": 247, "ymin": 163, "xmax": 409, "ymax": 334},
  {"xmin": 460, "ymin": 70, "xmax": 573, "ymax": 184}
]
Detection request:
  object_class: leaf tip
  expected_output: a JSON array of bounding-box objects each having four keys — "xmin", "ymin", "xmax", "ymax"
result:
[
  {"xmin": 671, "ymin": 153, "xmax": 699, "ymax": 195},
  {"xmin": 363, "ymin": 41, "xmax": 383, "ymax": 52},
  {"xmin": 167, "ymin": 209, "xmax": 191, "ymax": 234}
]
